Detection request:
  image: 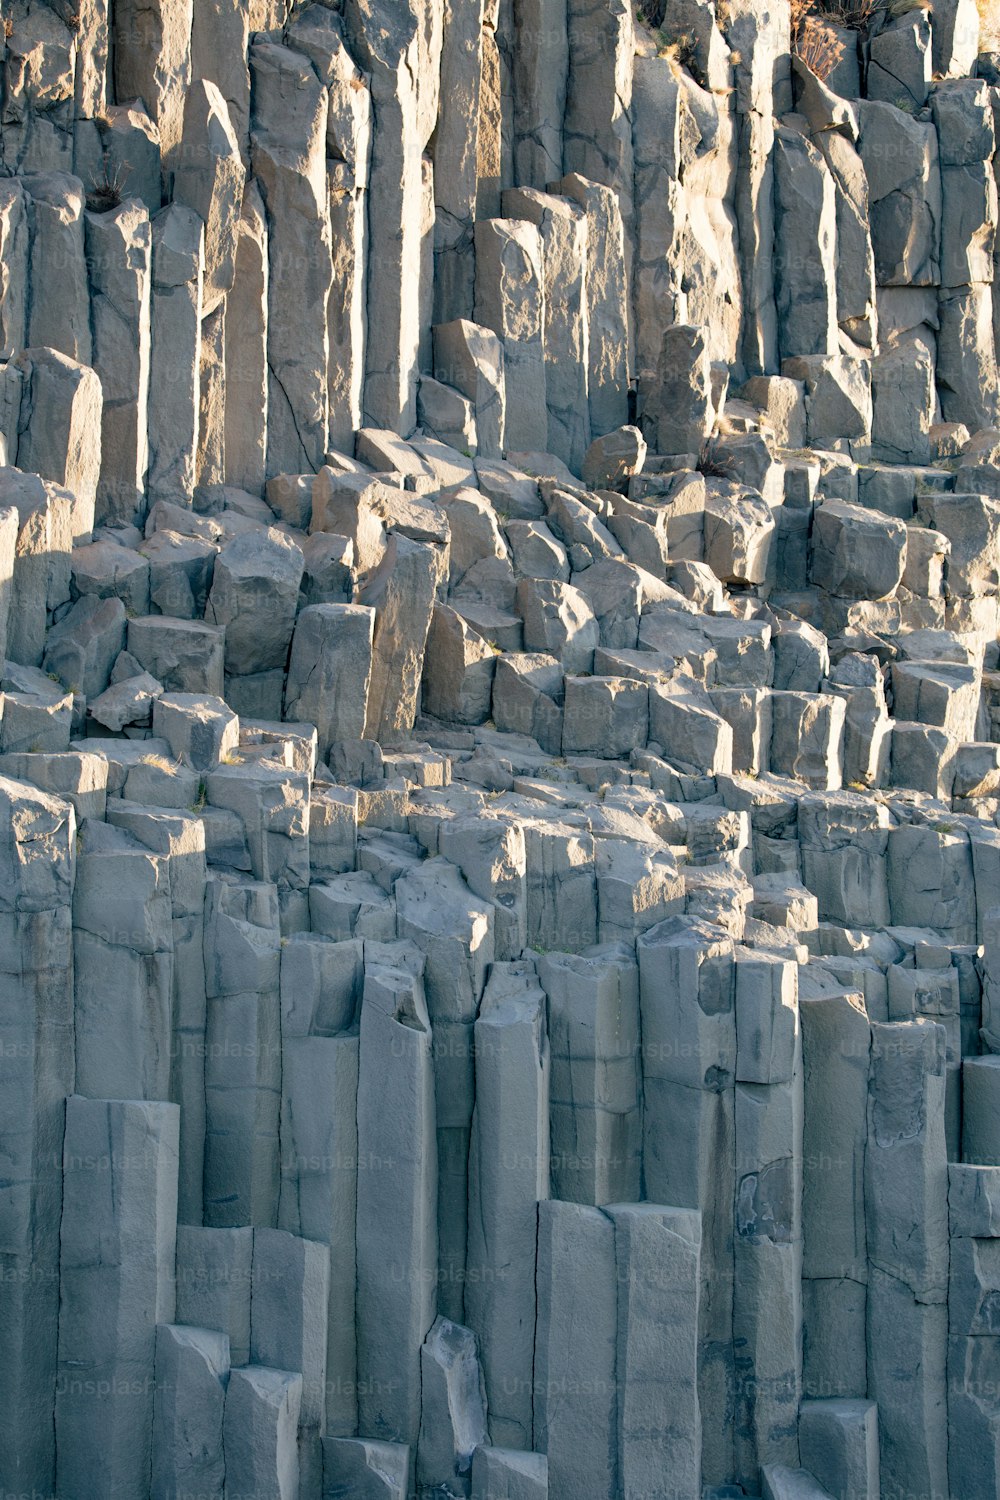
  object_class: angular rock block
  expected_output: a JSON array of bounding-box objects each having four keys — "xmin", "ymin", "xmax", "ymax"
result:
[
  {"xmin": 202, "ymin": 877, "xmax": 282, "ymax": 1229},
  {"xmin": 857, "ymin": 101, "xmax": 940, "ymax": 287},
  {"xmin": 207, "ymin": 528, "xmax": 304, "ymax": 679},
  {"xmin": 128, "ymin": 617, "xmax": 226, "ymax": 697},
  {"xmin": 72, "ymin": 820, "xmax": 173, "ymax": 1103},
  {"xmin": 433, "ymin": 320, "xmax": 506, "ymax": 458},
  {"xmin": 422, "ymin": 604, "xmax": 497, "ymax": 726},
  {"xmin": 56, "ymin": 1098, "xmax": 179, "ymax": 1500},
  {"xmin": 466, "ymin": 963, "xmax": 549, "ymax": 1449},
  {"xmin": 175, "ymin": 1226, "xmax": 254, "ymax": 1369},
  {"xmin": 437, "ymin": 814, "xmax": 528, "ymax": 963},
  {"xmin": 416, "ymin": 1316, "xmax": 488, "ymax": 1497},
  {"xmin": 15, "ymin": 347, "xmax": 102, "ymax": 539},
  {"xmin": 491, "ymin": 652, "xmax": 564, "ymax": 756},
  {"xmin": 871, "ymin": 335, "xmax": 934, "ymax": 466},
  {"xmin": 810, "ymin": 500, "xmax": 907, "ymax": 600},
  {"xmin": 538, "ymin": 950, "xmax": 641, "ymax": 1205},
  {"xmin": 474, "ymin": 218, "xmax": 547, "ymax": 453},
  {"xmin": 323, "ymin": 1438, "xmax": 410, "ymax": 1498},
  {"xmin": 86, "ymin": 200, "xmax": 152, "ymax": 526},
  {"xmin": 172, "ymin": 79, "xmax": 243, "ymax": 317},
  {"xmin": 769, "ymin": 692, "xmax": 845, "ymax": 792},
  {"xmin": 22, "ymin": 173, "xmax": 91, "ymax": 364},
  {"xmin": 937, "ymin": 285, "xmax": 1000, "ymax": 432},
  {"xmin": 152, "ymin": 1324, "xmax": 229, "ymax": 1500},
  {"xmin": 471, "ymin": 1446, "xmax": 548, "ymax": 1499},
  {"xmin": 44, "ymin": 592, "xmax": 125, "ymax": 699},
  {"xmin": 562, "ymin": 673, "xmax": 648, "ymax": 757},
  {"xmin": 502, "ymin": 188, "xmax": 590, "ymax": 472},
  {"xmin": 3, "ymin": 469, "xmax": 72, "ymax": 669},
  {"xmin": 773, "ymin": 125, "xmax": 838, "ymax": 360},
  {"xmin": 284, "ymin": 604, "xmax": 375, "ymax": 762},
  {"xmin": 798, "ymin": 1399, "xmax": 879, "ymax": 1500},
  {"xmin": 652, "ymin": 322, "xmax": 713, "ymax": 457},
  {"xmin": 783, "ymin": 354, "xmax": 872, "ymax": 448},
  {"xmin": 250, "ymin": 39, "xmax": 333, "ymax": 473},
  {"xmin": 250, "ymin": 1228, "xmax": 330, "ymax": 1433},
  {"xmin": 0, "ymin": 774, "xmax": 75, "ymax": 1495},
  {"xmin": 148, "ymin": 204, "xmax": 203, "ymax": 507},
  {"xmin": 704, "ymin": 483, "xmax": 775, "ymax": 586},
  {"xmin": 609, "ymin": 1203, "xmax": 702, "ymax": 1500},
  {"xmin": 865, "ymin": 1021, "xmax": 949, "ymax": 1500},
  {"xmin": 649, "ymin": 683, "xmax": 734, "ymax": 777},
  {"xmin": 558, "ymin": 174, "xmax": 630, "ymax": 439},
  {"xmin": 963, "ymin": 1056, "xmax": 1000, "ymax": 1166},
  {"xmin": 225, "ymin": 182, "xmax": 269, "ymax": 492},
  {"xmin": 356, "ymin": 946, "xmax": 437, "ymax": 1445},
  {"xmin": 360, "ymin": 535, "xmax": 442, "ymax": 742},
  {"xmin": 223, "ymin": 1365, "xmax": 301, "ymax": 1500},
  {"xmin": 534, "ymin": 1201, "xmax": 617, "ymax": 1500}
]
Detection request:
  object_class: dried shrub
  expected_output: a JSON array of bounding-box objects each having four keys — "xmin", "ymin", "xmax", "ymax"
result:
[
  {"xmin": 979, "ymin": 0, "xmax": 1000, "ymax": 50},
  {"xmin": 86, "ymin": 159, "xmax": 129, "ymax": 214},
  {"xmin": 797, "ymin": 13, "xmax": 846, "ymax": 76},
  {"xmin": 791, "ymin": 0, "xmax": 847, "ymax": 79},
  {"xmin": 826, "ymin": 0, "xmax": 883, "ymax": 26},
  {"xmin": 697, "ymin": 440, "xmax": 736, "ymax": 480},
  {"xmin": 657, "ymin": 29, "xmax": 701, "ymax": 72}
]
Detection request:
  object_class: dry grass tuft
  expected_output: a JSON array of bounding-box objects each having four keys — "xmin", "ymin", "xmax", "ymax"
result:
[
  {"xmin": 86, "ymin": 159, "xmax": 130, "ymax": 214},
  {"xmin": 793, "ymin": 3, "xmax": 846, "ymax": 79},
  {"xmin": 979, "ymin": 0, "xmax": 1000, "ymax": 50}
]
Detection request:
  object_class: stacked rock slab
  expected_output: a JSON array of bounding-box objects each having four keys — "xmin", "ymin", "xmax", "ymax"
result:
[{"xmin": 6, "ymin": 0, "xmax": 1000, "ymax": 1498}]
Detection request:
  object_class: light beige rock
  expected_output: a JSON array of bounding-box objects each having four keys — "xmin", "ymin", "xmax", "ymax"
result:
[
  {"xmin": 250, "ymin": 40, "xmax": 332, "ymax": 475},
  {"xmin": 15, "ymin": 348, "xmax": 102, "ymax": 541},
  {"xmin": 172, "ymin": 80, "xmax": 243, "ymax": 317},
  {"xmin": 474, "ymin": 218, "xmax": 547, "ymax": 453},
  {"xmin": 114, "ymin": 0, "xmax": 193, "ymax": 164},
  {"xmin": 558, "ymin": 171, "xmax": 630, "ymax": 438},
  {"xmin": 503, "ymin": 187, "xmax": 590, "ymax": 471},
  {"xmin": 191, "ymin": 0, "xmax": 251, "ymax": 159},
  {"xmin": 86, "ymin": 200, "xmax": 152, "ymax": 526},
  {"xmin": 23, "ymin": 173, "xmax": 91, "ymax": 365},
  {"xmin": 224, "ymin": 184, "xmax": 268, "ymax": 496},
  {"xmin": 361, "ymin": 534, "xmax": 444, "ymax": 740},
  {"xmin": 341, "ymin": 0, "xmax": 442, "ymax": 433},
  {"xmin": 148, "ymin": 204, "xmax": 203, "ymax": 508}
]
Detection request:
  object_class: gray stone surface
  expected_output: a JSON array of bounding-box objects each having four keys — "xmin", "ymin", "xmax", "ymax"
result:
[
  {"xmin": 56, "ymin": 1097, "xmax": 179, "ymax": 1500},
  {"xmin": 1, "ymin": 4, "xmax": 1000, "ymax": 1494}
]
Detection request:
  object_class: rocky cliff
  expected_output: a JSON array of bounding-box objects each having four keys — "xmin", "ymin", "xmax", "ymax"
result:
[{"xmin": 2, "ymin": 0, "xmax": 1000, "ymax": 1497}]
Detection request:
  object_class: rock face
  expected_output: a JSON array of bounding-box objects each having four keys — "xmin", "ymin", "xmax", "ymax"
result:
[{"xmin": 5, "ymin": 3, "xmax": 1000, "ymax": 1499}]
